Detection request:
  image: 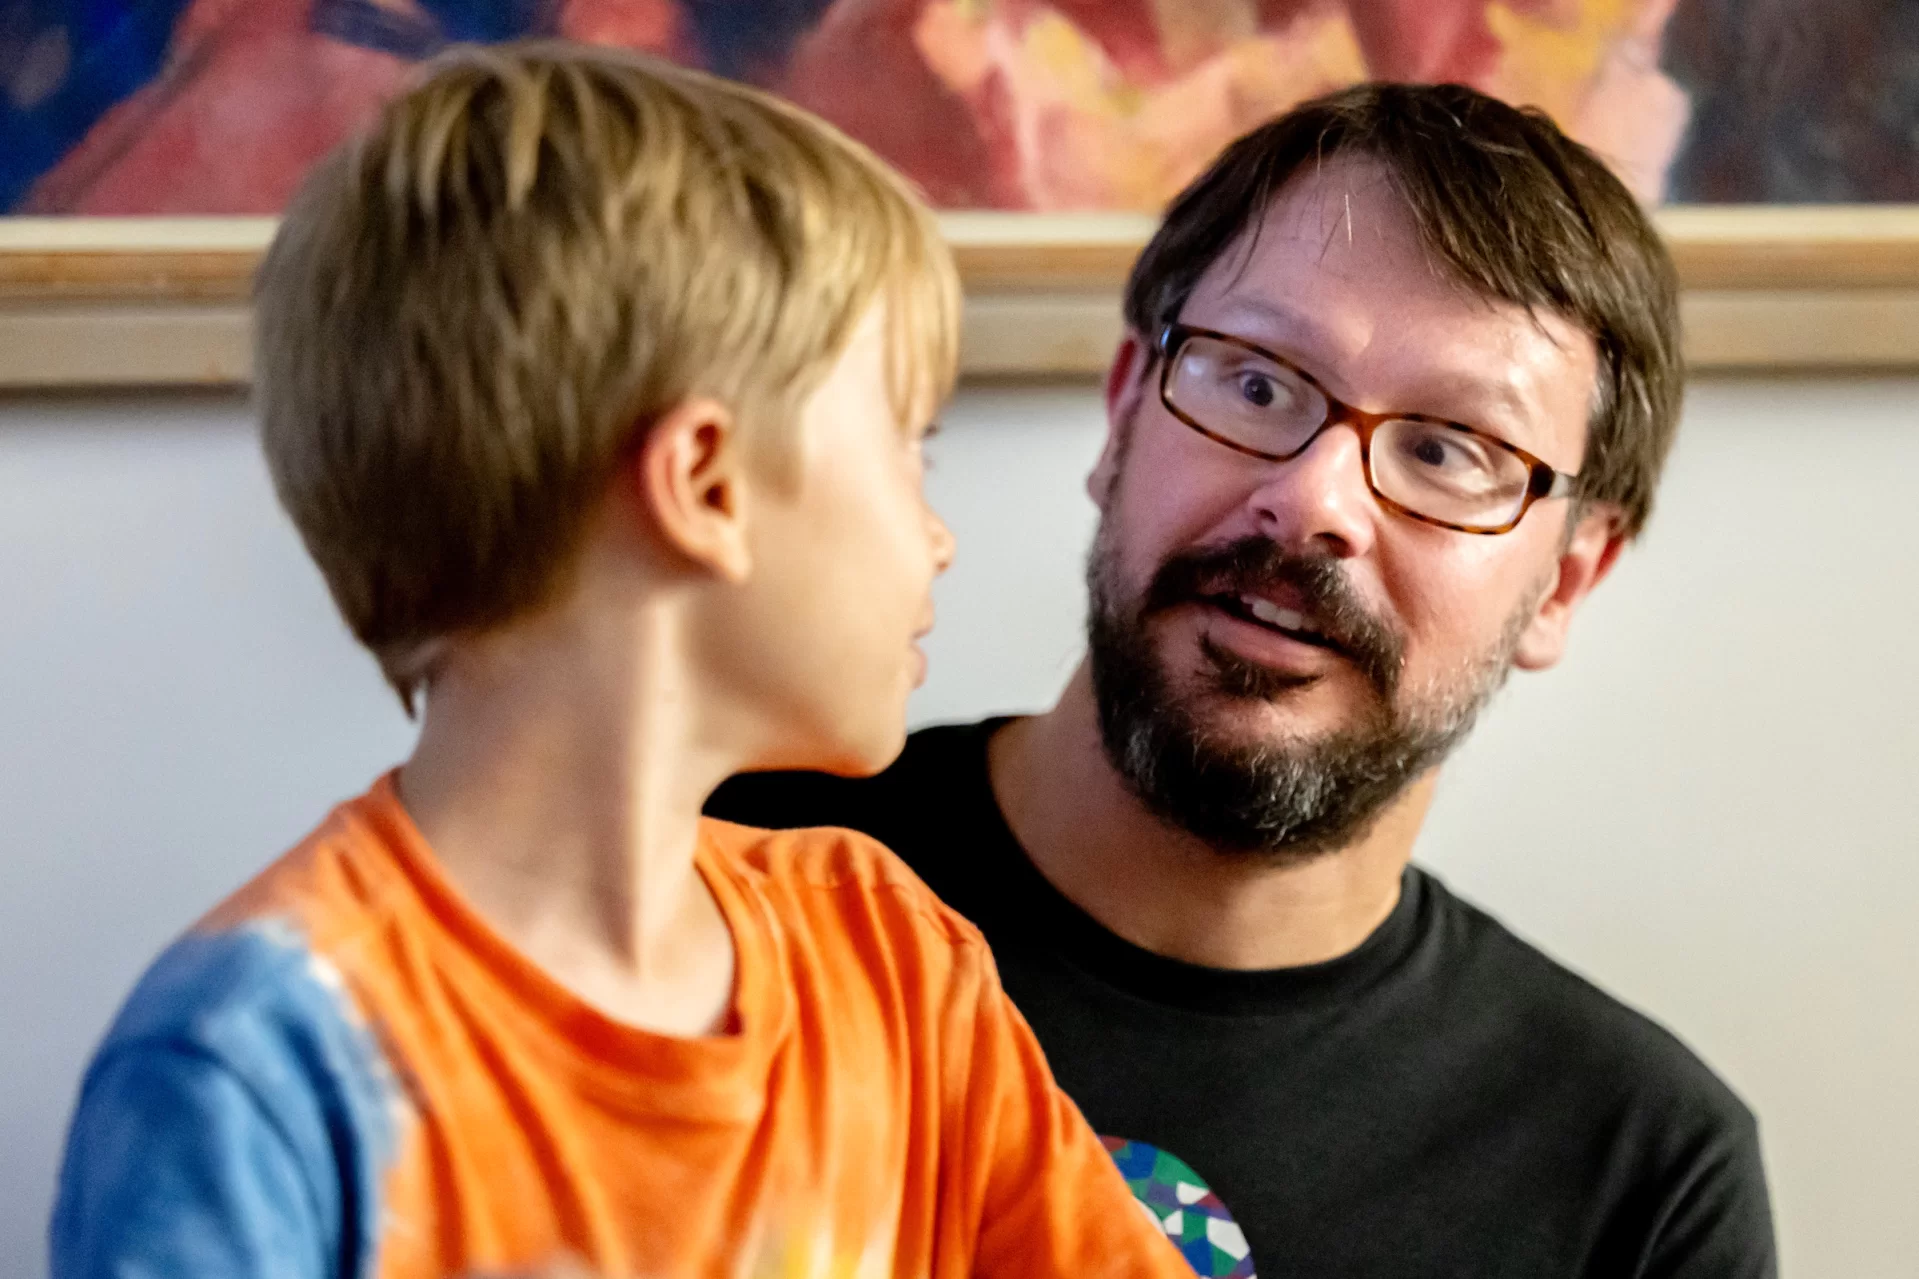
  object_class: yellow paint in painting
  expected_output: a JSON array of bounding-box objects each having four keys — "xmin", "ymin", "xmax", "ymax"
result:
[
  {"xmin": 1485, "ymin": 0, "xmax": 1640, "ymax": 125},
  {"xmin": 1221, "ymin": 14, "xmax": 1368, "ymax": 112},
  {"xmin": 1150, "ymin": 0, "xmax": 1259, "ymax": 74},
  {"xmin": 915, "ymin": 2, "xmax": 1368, "ymax": 207},
  {"xmin": 1019, "ymin": 11, "xmax": 1130, "ymax": 114},
  {"xmin": 1009, "ymin": 7, "xmax": 1365, "ymax": 207}
]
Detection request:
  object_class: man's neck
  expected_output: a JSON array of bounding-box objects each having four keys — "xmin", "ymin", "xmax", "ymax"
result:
[
  {"xmin": 988, "ymin": 664, "xmax": 1428, "ymax": 971},
  {"xmin": 397, "ymin": 595, "xmax": 739, "ymax": 1038}
]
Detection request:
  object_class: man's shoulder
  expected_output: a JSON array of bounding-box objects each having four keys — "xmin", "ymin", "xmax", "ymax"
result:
[
  {"xmin": 1414, "ymin": 877, "xmax": 1776, "ymax": 1273},
  {"xmin": 1419, "ymin": 868, "xmax": 1758, "ymax": 1133}
]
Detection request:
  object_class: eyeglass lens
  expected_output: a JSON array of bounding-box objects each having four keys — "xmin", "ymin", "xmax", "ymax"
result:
[{"xmin": 1166, "ymin": 333, "xmax": 1535, "ymax": 529}]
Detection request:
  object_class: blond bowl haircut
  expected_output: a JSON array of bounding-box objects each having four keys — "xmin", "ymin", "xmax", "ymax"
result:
[{"xmin": 255, "ymin": 41, "xmax": 961, "ymax": 713}]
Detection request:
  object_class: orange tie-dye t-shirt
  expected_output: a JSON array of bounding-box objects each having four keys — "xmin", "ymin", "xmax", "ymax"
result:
[{"xmin": 51, "ymin": 774, "xmax": 1192, "ymax": 1279}]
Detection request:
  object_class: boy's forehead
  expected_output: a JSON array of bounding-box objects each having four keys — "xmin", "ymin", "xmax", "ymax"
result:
[
  {"xmin": 812, "ymin": 301, "xmax": 924, "ymax": 418},
  {"xmin": 872, "ymin": 289, "xmax": 957, "ymax": 431}
]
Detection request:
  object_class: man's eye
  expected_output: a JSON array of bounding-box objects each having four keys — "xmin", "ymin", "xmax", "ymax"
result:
[
  {"xmin": 1406, "ymin": 431, "xmax": 1485, "ymax": 471},
  {"xmin": 1237, "ymin": 373, "xmax": 1282, "ymax": 408}
]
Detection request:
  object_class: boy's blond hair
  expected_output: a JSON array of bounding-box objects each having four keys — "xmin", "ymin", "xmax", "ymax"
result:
[{"xmin": 254, "ymin": 42, "xmax": 961, "ymax": 711}]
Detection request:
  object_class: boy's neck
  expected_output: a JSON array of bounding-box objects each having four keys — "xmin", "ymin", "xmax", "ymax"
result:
[{"xmin": 397, "ymin": 589, "xmax": 740, "ymax": 1039}]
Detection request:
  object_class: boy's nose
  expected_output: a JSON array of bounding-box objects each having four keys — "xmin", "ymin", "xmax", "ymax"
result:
[{"xmin": 928, "ymin": 507, "xmax": 957, "ymax": 575}]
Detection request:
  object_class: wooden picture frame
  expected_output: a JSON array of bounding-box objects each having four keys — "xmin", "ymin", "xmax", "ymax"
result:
[{"xmin": 3, "ymin": 206, "xmax": 1918, "ymax": 388}]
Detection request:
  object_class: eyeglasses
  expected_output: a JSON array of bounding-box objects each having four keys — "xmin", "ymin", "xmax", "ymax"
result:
[{"xmin": 1156, "ymin": 324, "xmax": 1579, "ymax": 535}]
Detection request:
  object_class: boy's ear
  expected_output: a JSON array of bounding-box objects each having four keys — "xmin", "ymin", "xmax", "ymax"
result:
[{"xmin": 628, "ymin": 397, "xmax": 753, "ymax": 583}]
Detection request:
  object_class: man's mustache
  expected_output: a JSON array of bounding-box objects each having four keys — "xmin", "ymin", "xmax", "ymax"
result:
[{"xmin": 1138, "ymin": 537, "xmax": 1404, "ymax": 698}]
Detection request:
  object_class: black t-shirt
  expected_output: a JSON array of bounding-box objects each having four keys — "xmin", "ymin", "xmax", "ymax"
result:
[{"xmin": 708, "ymin": 718, "xmax": 1776, "ymax": 1279}]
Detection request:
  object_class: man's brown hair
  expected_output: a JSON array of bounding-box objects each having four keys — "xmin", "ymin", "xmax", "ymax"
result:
[
  {"xmin": 1124, "ymin": 81, "xmax": 1681, "ymax": 539},
  {"xmin": 255, "ymin": 42, "xmax": 960, "ymax": 711}
]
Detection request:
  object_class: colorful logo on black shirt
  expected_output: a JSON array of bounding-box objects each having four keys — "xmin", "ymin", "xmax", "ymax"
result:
[{"xmin": 1102, "ymin": 1137, "xmax": 1256, "ymax": 1278}]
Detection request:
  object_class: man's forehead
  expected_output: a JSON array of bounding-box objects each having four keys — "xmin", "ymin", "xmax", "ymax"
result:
[
  {"xmin": 1194, "ymin": 160, "xmax": 1510, "ymax": 327},
  {"xmin": 1213, "ymin": 158, "xmax": 1421, "ymax": 276}
]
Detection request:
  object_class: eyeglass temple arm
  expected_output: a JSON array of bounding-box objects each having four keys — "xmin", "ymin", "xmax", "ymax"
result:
[{"xmin": 1542, "ymin": 468, "xmax": 1580, "ymax": 500}]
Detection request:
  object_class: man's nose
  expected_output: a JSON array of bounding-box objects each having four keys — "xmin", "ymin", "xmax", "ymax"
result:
[{"xmin": 1243, "ymin": 424, "xmax": 1378, "ymax": 559}]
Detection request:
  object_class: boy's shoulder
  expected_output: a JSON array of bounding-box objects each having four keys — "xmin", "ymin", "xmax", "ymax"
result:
[
  {"xmin": 700, "ymin": 816, "xmax": 990, "ymax": 961},
  {"xmin": 83, "ymin": 913, "xmax": 401, "ymax": 1153},
  {"xmin": 199, "ymin": 788, "xmax": 399, "ymax": 935},
  {"xmin": 72, "ymin": 778, "xmax": 419, "ymax": 1149},
  {"xmin": 87, "ymin": 784, "xmax": 408, "ymax": 1121},
  {"xmin": 53, "ymin": 795, "xmax": 412, "ymax": 1279}
]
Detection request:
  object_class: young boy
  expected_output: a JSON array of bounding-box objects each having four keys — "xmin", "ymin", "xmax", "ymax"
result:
[{"xmin": 48, "ymin": 44, "xmax": 1192, "ymax": 1279}]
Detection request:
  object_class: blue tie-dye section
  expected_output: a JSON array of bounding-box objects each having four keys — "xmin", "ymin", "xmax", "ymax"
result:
[{"xmin": 49, "ymin": 921, "xmax": 399, "ymax": 1279}]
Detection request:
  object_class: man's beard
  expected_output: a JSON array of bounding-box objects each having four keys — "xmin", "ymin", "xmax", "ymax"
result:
[{"xmin": 1086, "ymin": 530, "xmax": 1531, "ymax": 863}]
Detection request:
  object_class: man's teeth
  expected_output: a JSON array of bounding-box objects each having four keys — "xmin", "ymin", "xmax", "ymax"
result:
[{"xmin": 1243, "ymin": 595, "xmax": 1307, "ymax": 632}]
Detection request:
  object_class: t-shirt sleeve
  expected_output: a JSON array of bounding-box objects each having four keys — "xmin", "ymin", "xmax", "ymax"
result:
[
  {"xmin": 1637, "ymin": 1109, "xmax": 1778, "ymax": 1279},
  {"xmin": 942, "ymin": 947, "xmax": 1192, "ymax": 1279},
  {"xmin": 50, "ymin": 1045, "xmax": 331, "ymax": 1279},
  {"xmin": 49, "ymin": 927, "xmax": 398, "ymax": 1279}
]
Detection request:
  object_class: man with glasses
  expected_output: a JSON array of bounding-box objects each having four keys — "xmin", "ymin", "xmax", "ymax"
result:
[{"xmin": 712, "ymin": 82, "xmax": 1776, "ymax": 1278}]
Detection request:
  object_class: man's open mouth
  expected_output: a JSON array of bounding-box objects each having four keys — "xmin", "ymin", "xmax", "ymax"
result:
[{"xmin": 1203, "ymin": 592, "xmax": 1342, "ymax": 652}]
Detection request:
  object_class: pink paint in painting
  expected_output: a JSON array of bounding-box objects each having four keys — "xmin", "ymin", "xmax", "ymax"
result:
[{"xmin": 18, "ymin": 0, "xmax": 1688, "ymax": 213}]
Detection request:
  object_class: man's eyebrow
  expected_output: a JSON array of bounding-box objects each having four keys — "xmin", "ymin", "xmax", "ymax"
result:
[
  {"xmin": 1209, "ymin": 295, "xmax": 1317, "ymax": 342},
  {"xmin": 1203, "ymin": 297, "xmax": 1346, "ymax": 370},
  {"xmin": 1206, "ymin": 297, "xmax": 1536, "ymax": 427},
  {"xmin": 1401, "ymin": 370, "xmax": 1533, "ymax": 425}
]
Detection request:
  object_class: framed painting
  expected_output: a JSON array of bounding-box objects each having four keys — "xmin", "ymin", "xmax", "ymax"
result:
[{"xmin": 3, "ymin": 0, "xmax": 1918, "ymax": 384}]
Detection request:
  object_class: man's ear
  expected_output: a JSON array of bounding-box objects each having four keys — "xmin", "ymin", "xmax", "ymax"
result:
[
  {"xmin": 1088, "ymin": 330, "xmax": 1151, "ymax": 510},
  {"xmin": 1512, "ymin": 503, "xmax": 1629, "ymax": 671},
  {"xmin": 626, "ymin": 396, "xmax": 753, "ymax": 583}
]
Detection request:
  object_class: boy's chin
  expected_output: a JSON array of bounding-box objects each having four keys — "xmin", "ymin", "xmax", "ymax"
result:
[
  {"xmin": 822, "ymin": 718, "xmax": 910, "ymax": 779},
  {"xmin": 750, "ymin": 704, "xmax": 908, "ymax": 779}
]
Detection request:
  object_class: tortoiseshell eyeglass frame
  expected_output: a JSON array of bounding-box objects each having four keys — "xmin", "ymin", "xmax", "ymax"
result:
[{"xmin": 1155, "ymin": 323, "xmax": 1581, "ymax": 536}]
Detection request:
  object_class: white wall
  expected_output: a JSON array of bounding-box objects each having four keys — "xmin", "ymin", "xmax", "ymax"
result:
[{"xmin": 3, "ymin": 379, "xmax": 1915, "ymax": 1276}]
